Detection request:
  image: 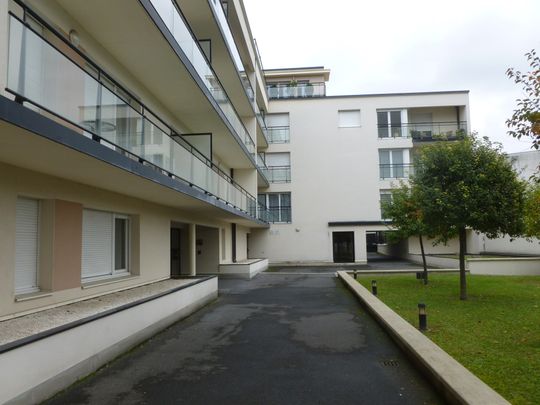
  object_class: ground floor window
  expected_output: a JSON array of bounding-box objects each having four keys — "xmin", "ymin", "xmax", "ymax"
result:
[
  {"xmin": 82, "ymin": 209, "xmax": 130, "ymax": 280},
  {"xmin": 258, "ymin": 193, "xmax": 291, "ymax": 223},
  {"xmin": 15, "ymin": 197, "xmax": 40, "ymax": 294}
]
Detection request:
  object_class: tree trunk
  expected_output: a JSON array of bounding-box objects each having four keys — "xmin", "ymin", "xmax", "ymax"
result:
[
  {"xmin": 419, "ymin": 234, "xmax": 428, "ymax": 285},
  {"xmin": 458, "ymin": 227, "xmax": 467, "ymax": 300}
]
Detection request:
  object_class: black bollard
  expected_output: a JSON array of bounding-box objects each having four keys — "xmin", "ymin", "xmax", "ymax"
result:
[{"xmin": 418, "ymin": 303, "xmax": 427, "ymax": 331}]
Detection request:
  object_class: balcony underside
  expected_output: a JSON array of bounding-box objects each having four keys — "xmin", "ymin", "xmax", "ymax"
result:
[
  {"xmin": 0, "ymin": 98, "xmax": 268, "ymax": 228},
  {"xmin": 176, "ymin": 0, "xmax": 255, "ymax": 118},
  {"xmin": 31, "ymin": 0, "xmax": 253, "ymax": 169}
]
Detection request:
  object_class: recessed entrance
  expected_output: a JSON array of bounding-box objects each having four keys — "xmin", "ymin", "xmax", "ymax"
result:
[
  {"xmin": 333, "ymin": 231, "xmax": 355, "ymax": 263},
  {"xmin": 170, "ymin": 227, "xmax": 182, "ymax": 277}
]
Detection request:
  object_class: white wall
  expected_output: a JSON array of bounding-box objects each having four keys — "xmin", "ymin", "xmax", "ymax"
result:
[{"xmin": 252, "ymin": 92, "xmax": 469, "ymax": 263}]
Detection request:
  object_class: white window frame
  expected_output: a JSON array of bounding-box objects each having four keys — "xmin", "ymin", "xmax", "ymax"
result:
[
  {"xmin": 379, "ymin": 149, "xmax": 408, "ymax": 179},
  {"xmin": 338, "ymin": 109, "xmax": 361, "ymax": 128},
  {"xmin": 82, "ymin": 210, "xmax": 130, "ymax": 282},
  {"xmin": 377, "ymin": 110, "xmax": 406, "ymax": 138},
  {"xmin": 113, "ymin": 213, "xmax": 130, "ymax": 275},
  {"xmin": 258, "ymin": 193, "xmax": 292, "ymax": 223}
]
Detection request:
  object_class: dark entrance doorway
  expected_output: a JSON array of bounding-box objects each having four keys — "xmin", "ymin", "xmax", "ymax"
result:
[
  {"xmin": 366, "ymin": 232, "xmax": 378, "ymax": 253},
  {"xmin": 333, "ymin": 231, "xmax": 355, "ymax": 263},
  {"xmin": 171, "ymin": 228, "xmax": 182, "ymax": 277}
]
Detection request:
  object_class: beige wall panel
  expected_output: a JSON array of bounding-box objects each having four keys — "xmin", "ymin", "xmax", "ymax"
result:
[{"xmin": 52, "ymin": 200, "xmax": 83, "ymax": 291}]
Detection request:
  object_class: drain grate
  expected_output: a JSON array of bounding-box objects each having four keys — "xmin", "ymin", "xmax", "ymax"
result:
[{"xmin": 380, "ymin": 359, "xmax": 400, "ymax": 367}]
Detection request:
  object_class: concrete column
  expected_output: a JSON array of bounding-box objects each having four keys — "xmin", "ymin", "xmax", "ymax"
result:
[{"xmin": 189, "ymin": 223, "xmax": 196, "ymax": 276}]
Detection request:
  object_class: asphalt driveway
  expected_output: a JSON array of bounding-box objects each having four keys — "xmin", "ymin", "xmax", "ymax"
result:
[{"xmin": 46, "ymin": 271, "xmax": 442, "ymax": 405}]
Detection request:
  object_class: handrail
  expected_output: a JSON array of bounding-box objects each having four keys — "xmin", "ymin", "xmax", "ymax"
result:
[
  {"xmin": 6, "ymin": 12, "xmax": 268, "ymax": 222},
  {"xmin": 379, "ymin": 163, "xmax": 414, "ymax": 179},
  {"xmin": 378, "ymin": 121, "xmax": 468, "ymax": 139},
  {"xmin": 266, "ymin": 82, "xmax": 326, "ymax": 99}
]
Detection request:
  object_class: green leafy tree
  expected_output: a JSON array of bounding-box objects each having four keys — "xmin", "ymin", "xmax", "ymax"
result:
[
  {"xmin": 382, "ymin": 184, "xmax": 430, "ymax": 284},
  {"xmin": 413, "ymin": 136, "xmax": 526, "ymax": 300},
  {"xmin": 524, "ymin": 183, "xmax": 540, "ymax": 238},
  {"xmin": 506, "ymin": 50, "xmax": 540, "ymax": 149}
]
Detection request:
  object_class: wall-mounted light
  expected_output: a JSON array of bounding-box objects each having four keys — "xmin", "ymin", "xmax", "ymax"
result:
[{"xmin": 69, "ymin": 29, "xmax": 80, "ymax": 47}]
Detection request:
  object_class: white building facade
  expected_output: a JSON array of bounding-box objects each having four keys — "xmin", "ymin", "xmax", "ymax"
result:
[{"xmin": 250, "ymin": 67, "xmax": 470, "ymax": 264}]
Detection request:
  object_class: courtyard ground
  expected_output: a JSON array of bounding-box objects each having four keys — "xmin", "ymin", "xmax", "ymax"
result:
[{"xmin": 46, "ymin": 270, "xmax": 442, "ymax": 404}]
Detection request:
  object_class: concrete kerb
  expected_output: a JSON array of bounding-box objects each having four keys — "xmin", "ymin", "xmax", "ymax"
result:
[{"xmin": 337, "ymin": 271, "xmax": 509, "ymax": 405}]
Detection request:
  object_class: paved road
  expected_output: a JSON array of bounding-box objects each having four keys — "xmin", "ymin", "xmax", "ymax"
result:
[{"xmin": 47, "ymin": 271, "xmax": 442, "ymax": 405}]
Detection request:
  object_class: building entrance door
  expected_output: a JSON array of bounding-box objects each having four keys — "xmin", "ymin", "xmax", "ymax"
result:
[
  {"xmin": 333, "ymin": 231, "xmax": 355, "ymax": 263},
  {"xmin": 170, "ymin": 228, "xmax": 182, "ymax": 277}
]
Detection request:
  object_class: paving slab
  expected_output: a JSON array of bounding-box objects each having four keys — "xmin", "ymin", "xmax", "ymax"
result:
[{"xmin": 45, "ymin": 272, "xmax": 444, "ymax": 405}]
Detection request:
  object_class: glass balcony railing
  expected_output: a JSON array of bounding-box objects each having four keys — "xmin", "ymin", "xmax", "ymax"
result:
[
  {"xmin": 149, "ymin": 0, "xmax": 256, "ymax": 158},
  {"xmin": 378, "ymin": 121, "xmax": 468, "ymax": 140},
  {"xmin": 267, "ymin": 82, "xmax": 326, "ymax": 99},
  {"xmin": 263, "ymin": 166, "xmax": 291, "ymax": 183},
  {"xmin": 208, "ymin": 0, "xmax": 255, "ymax": 107},
  {"xmin": 255, "ymin": 111, "xmax": 269, "ymax": 144},
  {"xmin": 6, "ymin": 14, "xmax": 268, "ymax": 223},
  {"xmin": 379, "ymin": 164, "xmax": 414, "ymax": 180},
  {"xmin": 267, "ymin": 126, "xmax": 290, "ymax": 144}
]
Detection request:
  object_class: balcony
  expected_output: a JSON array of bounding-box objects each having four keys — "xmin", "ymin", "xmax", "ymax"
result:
[
  {"xmin": 378, "ymin": 121, "xmax": 467, "ymax": 141},
  {"xmin": 148, "ymin": 0, "xmax": 256, "ymax": 158},
  {"xmin": 379, "ymin": 164, "xmax": 414, "ymax": 180},
  {"xmin": 6, "ymin": 14, "xmax": 268, "ymax": 223},
  {"xmin": 263, "ymin": 166, "xmax": 291, "ymax": 183},
  {"xmin": 267, "ymin": 82, "xmax": 326, "ymax": 100},
  {"xmin": 207, "ymin": 0, "xmax": 256, "ymax": 108},
  {"xmin": 256, "ymin": 154, "xmax": 270, "ymax": 186},
  {"xmin": 267, "ymin": 126, "xmax": 290, "ymax": 144}
]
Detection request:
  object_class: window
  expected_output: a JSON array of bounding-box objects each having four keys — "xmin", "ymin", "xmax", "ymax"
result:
[
  {"xmin": 258, "ymin": 193, "xmax": 291, "ymax": 223},
  {"xmin": 15, "ymin": 197, "xmax": 40, "ymax": 294},
  {"xmin": 380, "ymin": 191, "xmax": 393, "ymax": 219},
  {"xmin": 263, "ymin": 152, "xmax": 291, "ymax": 183},
  {"xmin": 82, "ymin": 209, "xmax": 130, "ymax": 280},
  {"xmin": 338, "ymin": 110, "xmax": 361, "ymax": 128},
  {"xmin": 378, "ymin": 110, "xmax": 403, "ymax": 138},
  {"xmin": 379, "ymin": 149, "xmax": 407, "ymax": 179},
  {"xmin": 266, "ymin": 113, "xmax": 290, "ymax": 143}
]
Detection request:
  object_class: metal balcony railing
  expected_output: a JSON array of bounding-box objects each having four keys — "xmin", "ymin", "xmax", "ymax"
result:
[
  {"xmin": 267, "ymin": 126, "xmax": 290, "ymax": 144},
  {"xmin": 378, "ymin": 121, "xmax": 468, "ymax": 140},
  {"xmin": 149, "ymin": 0, "xmax": 256, "ymax": 158},
  {"xmin": 379, "ymin": 164, "xmax": 414, "ymax": 179},
  {"xmin": 267, "ymin": 82, "xmax": 326, "ymax": 99},
  {"xmin": 263, "ymin": 166, "xmax": 291, "ymax": 183},
  {"xmin": 267, "ymin": 207, "xmax": 292, "ymax": 223},
  {"xmin": 6, "ymin": 13, "xmax": 268, "ymax": 223}
]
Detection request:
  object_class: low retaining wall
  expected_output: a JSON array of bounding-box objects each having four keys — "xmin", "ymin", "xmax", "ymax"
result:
[
  {"xmin": 468, "ymin": 257, "xmax": 540, "ymax": 275},
  {"xmin": 218, "ymin": 258, "xmax": 268, "ymax": 279},
  {"xmin": 0, "ymin": 277, "xmax": 217, "ymax": 404},
  {"xmin": 338, "ymin": 271, "xmax": 509, "ymax": 405},
  {"xmin": 406, "ymin": 254, "xmax": 459, "ymax": 269}
]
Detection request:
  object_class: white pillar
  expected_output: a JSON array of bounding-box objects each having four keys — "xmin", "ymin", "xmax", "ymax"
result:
[{"xmin": 189, "ymin": 223, "xmax": 196, "ymax": 276}]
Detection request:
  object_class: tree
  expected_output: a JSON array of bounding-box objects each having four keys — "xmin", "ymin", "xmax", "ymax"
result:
[
  {"xmin": 506, "ymin": 50, "xmax": 540, "ymax": 149},
  {"xmin": 413, "ymin": 136, "xmax": 526, "ymax": 300},
  {"xmin": 524, "ymin": 183, "xmax": 540, "ymax": 238},
  {"xmin": 382, "ymin": 184, "xmax": 430, "ymax": 284}
]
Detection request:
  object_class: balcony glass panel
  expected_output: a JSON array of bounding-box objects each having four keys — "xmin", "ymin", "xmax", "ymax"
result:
[
  {"xmin": 267, "ymin": 82, "xmax": 326, "ymax": 99},
  {"xmin": 7, "ymin": 15, "xmax": 268, "ymax": 222},
  {"xmin": 267, "ymin": 126, "xmax": 290, "ymax": 143},
  {"xmin": 149, "ymin": 0, "xmax": 255, "ymax": 158}
]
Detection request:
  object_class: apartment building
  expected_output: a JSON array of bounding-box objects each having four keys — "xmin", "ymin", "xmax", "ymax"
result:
[
  {"xmin": 250, "ymin": 67, "xmax": 470, "ymax": 264},
  {"xmin": 0, "ymin": 0, "xmax": 274, "ymax": 319},
  {"xmin": 0, "ymin": 0, "xmax": 473, "ymax": 321}
]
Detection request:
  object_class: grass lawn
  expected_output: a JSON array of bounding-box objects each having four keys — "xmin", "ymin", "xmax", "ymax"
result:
[{"xmin": 357, "ymin": 273, "xmax": 540, "ymax": 405}]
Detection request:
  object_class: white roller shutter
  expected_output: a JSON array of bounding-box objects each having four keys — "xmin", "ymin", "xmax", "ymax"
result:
[
  {"xmin": 266, "ymin": 113, "xmax": 289, "ymax": 127},
  {"xmin": 15, "ymin": 198, "xmax": 39, "ymax": 294},
  {"xmin": 82, "ymin": 209, "xmax": 113, "ymax": 279}
]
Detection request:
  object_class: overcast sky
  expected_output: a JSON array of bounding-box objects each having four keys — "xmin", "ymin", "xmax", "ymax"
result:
[{"xmin": 243, "ymin": 0, "xmax": 539, "ymax": 153}]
